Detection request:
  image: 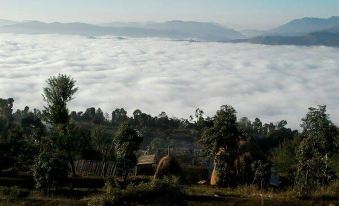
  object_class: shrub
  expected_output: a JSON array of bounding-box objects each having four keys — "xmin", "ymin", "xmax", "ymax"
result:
[
  {"xmin": 104, "ymin": 176, "xmax": 152, "ymax": 192},
  {"xmin": 313, "ymin": 181, "xmax": 339, "ymax": 200},
  {"xmin": 0, "ymin": 186, "xmax": 30, "ymax": 199},
  {"xmin": 89, "ymin": 177, "xmax": 185, "ymax": 206},
  {"xmin": 32, "ymin": 149, "xmax": 69, "ymax": 193}
]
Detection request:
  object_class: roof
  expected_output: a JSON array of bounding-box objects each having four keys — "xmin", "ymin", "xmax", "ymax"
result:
[{"xmin": 137, "ymin": 154, "xmax": 156, "ymax": 165}]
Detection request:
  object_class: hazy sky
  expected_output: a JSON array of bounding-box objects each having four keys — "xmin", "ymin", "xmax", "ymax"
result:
[{"xmin": 1, "ymin": 0, "xmax": 339, "ymax": 30}]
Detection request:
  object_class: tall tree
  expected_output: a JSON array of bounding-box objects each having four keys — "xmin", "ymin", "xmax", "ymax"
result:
[
  {"xmin": 296, "ymin": 105, "xmax": 337, "ymax": 196},
  {"xmin": 91, "ymin": 126, "xmax": 115, "ymax": 177},
  {"xmin": 111, "ymin": 108, "xmax": 128, "ymax": 126},
  {"xmin": 42, "ymin": 74, "xmax": 79, "ymax": 176},
  {"xmin": 113, "ymin": 123, "xmax": 142, "ymax": 182},
  {"xmin": 200, "ymin": 105, "xmax": 240, "ymax": 187},
  {"xmin": 0, "ymin": 98, "xmax": 14, "ymax": 133},
  {"xmin": 43, "ymin": 74, "xmax": 78, "ymax": 125}
]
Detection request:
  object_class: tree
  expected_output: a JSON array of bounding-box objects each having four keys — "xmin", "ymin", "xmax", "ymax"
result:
[
  {"xmin": 113, "ymin": 123, "xmax": 142, "ymax": 182},
  {"xmin": 296, "ymin": 105, "xmax": 337, "ymax": 196},
  {"xmin": 251, "ymin": 160, "xmax": 271, "ymax": 189},
  {"xmin": 147, "ymin": 137, "xmax": 165, "ymax": 154},
  {"xmin": 111, "ymin": 108, "xmax": 128, "ymax": 126},
  {"xmin": 42, "ymin": 74, "xmax": 80, "ymax": 176},
  {"xmin": 32, "ymin": 139, "xmax": 68, "ymax": 193},
  {"xmin": 43, "ymin": 74, "xmax": 78, "ymax": 125},
  {"xmin": 91, "ymin": 126, "xmax": 115, "ymax": 177},
  {"xmin": 270, "ymin": 140, "xmax": 298, "ymax": 186},
  {"xmin": 0, "ymin": 98, "xmax": 14, "ymax": 133},
  {"xmin": 50, "ymin": 124, "xmax": 84, "ymax": 176},
  {"xmin": 252, "ymin": 118, "xmax": 263, "ymax": 135},
  {"xmin": 94, "ymin": 108, "xmax": 105, "ymax": 124},
  {"xmin": 0, "ymin": 102, "xmax": 42, "ymax": 173},
  {"xmin": 200, "ymin": 105, "xmax": 240, "ymax": 187}
]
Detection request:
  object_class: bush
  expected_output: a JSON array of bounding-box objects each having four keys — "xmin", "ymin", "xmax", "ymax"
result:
[
  {"xmin": 32, "ymin": 149, "xmax": 69, "ymax": 192},
  {"xmin": 104, "ymin": 176, "xmax": 152, "ymax": 192},
  {"xmin": 313, "ymin": 181, "xmax": 339, "ymax": 200},
  {"xmin": 89, "ymin": 177, "xmax": 185, "ymax": 206},
  {"xmin": 0, "ymin": 186, "xmax": 30, "ymax": 199}
]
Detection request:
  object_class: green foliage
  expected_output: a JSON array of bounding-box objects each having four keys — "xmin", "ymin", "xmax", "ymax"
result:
[
  {"xmin": 200, "ymin": 105, "xmax": 239, "ymax": 157},
  {"xmin": 251, "ymin": 160, "xmax": 271, "ymax": 189},
  {"xmin": 43, "ymin": 74, "xmax": 78, "ymax": 124},
  {"xmin": 147, "ymin": 137, "xmax": 172, "ymax": 153},
  {"xmin": 296, "ymin": 105, "xmax": 337, "ymax": 196},
  {"xmin": 32, "ymin": 143, "xmax": 69, "ymax": 192},
  {"xmin": 111, "ymin": 108, "xmax": 128, "ymax": 126},
  {"xmin": 1, "ymin": 73, "xmax": 339, "ymax": 197},
  {"xmin": 104, "ymin": 176, "xmax": 152, "ymax": 192},
  {"xmin": 91, "ymin": 126, "xmax": 115, "ymax": 177},
  {"xmin": 328, "ymin": 153, "xmax": 339, "ymax": 176},
  {"xmin": 41, "ymin": 74, "xmax": 83, "ymax": 176},
  {"xmin": 0, "ymin": 98, "xmax": 14, "ymax": 133},
  {"xmin": 89, "ymin": 177, "xmax": 184, "ymax": 206},
  {"xmin": 200, "ymin": 105, "xmax": 240, "ymax": 187},
  {"xmin": 91, "ymin": 126, "xmax": 114, "ymax": 161},
  {"xmin": 0, "ymin": 186, "xmax": 30, "ymax": 199},
  {"xmin": 49, "ymin": 123, "xmax": 85, "ymax": 176},
  {"xmin": 113, "ymin": 122, "xmax": 142, "ymax": 179},
  {"xmin": 313, "ymin": 180, "xmax": 339, "ymax": 200},
  {"xmin": 270, "ymin": 141, "xmax": 298, "ymax": 186},
  {"xmin": 0, "ymin": 101, "xmax": 42, "ymax": 172},
  {"xmin": 300, "ymin": 105, "xmax": 337, "ymax": 154}
]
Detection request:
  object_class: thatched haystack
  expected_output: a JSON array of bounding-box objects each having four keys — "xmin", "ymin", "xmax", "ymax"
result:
[
  {"xmin": 154, "ymin": 155, "xmax": 182, "ymax": 179},
  {"xmin": 210, "ymin": 166, "xmax": 219, "ymax": 186},
  {"xmin": 210, "ymin": 148, "xmax": 225, "ymax": 186}
]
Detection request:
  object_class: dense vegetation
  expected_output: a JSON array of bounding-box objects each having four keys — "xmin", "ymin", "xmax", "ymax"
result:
[{"xmin": 0, "ymin": 74, "xmax": 338, "ymax": 205}]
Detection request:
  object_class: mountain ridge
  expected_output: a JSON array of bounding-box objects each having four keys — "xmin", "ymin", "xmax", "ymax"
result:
[
  {"xmin": 266, "ymin": 16, "xmax": 339, "ymax": 36},
  {"xmin": 0, "ymin": 20, "xmax": 244, "ymax": 41}
]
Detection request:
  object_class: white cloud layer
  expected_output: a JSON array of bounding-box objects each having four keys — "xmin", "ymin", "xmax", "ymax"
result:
[{"xmin": 0, "ymin": 34, "xmax": 339, "ymax": 129}]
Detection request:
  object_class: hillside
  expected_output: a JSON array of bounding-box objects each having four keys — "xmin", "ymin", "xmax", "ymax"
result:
[
  {"xmin": 237, "ymin": 32, "xmax": 339, "ymax": 47},
  {"xmin": 0, "ymin": 19, "xmax": 16, "ymax": 26},
  {"xmin": 267, "ymin": 16, "xmax": 339, "ymax": 36}
]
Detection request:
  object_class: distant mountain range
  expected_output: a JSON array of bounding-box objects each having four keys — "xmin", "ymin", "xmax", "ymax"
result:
[
  {"xmin": 266, "ymin": 16, "xmax": 339, "ymax": 36},
  {"xmin": 0, "ymin": 20, "xmax": 244, "ymax": 41},
  {"xmin": 238, "ymin": 16, "xmax": 339, "ymax": 47},
  {"xmin": 0, "ymin": 19, "xmax": 17, "ymax": 26},
  {"xmin": 1, "ymin": 17, "xmax": 339, "ymax": 47},
  {"xmin": 235, "ymin": 32, "xmax": 339, "ymax": 47}
]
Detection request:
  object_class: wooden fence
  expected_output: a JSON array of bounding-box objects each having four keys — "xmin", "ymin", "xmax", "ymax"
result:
[{"xmin": 74, "ymin": 160, "xmax": 117, "ymax": 177}]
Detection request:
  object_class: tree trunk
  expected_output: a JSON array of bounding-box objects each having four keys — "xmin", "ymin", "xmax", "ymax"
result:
[
  {"xmin": 68, "ymin": 154, "xmax": 76, "ymax": 177},
  {"xmin": 101, "ymin": 160, "xmax": 107, "ymax": 178}
]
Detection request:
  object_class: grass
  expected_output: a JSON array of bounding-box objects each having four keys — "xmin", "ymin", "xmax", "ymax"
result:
[
  {"xmin": 313, "ymin": 181, "xmax": 339, "ymax": 200},
  {"xmin": 88, "ymin": 177, "xmax": 185, "ymax": 206},
  {"xmin": 0, "ymin": 199, "xmax": 86, "ymax": 206},
  {"xmin": 185, "ymin": 182, "xmax": 339, "ymax": 205},
  {"xmin": 0, "ymin": 186, "xmax": 88, "ymax": 206},
  {"xmin": 0, "ymin": 179, "xmax": 338, "ymax": 206}
]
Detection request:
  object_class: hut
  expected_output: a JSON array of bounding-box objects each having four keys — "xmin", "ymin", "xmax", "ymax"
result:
[{"xmin": 135, "ymin": 154, "xmax": 157, "ymax": 176}]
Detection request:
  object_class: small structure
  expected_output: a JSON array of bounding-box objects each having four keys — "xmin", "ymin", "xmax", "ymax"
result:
[{"xmin": 135, "ymin": 154, "xmax": 157, "ymax": 176}]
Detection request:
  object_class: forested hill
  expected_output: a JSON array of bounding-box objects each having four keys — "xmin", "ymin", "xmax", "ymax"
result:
[{"xmin": 235, "ymin": 32, "xmax": 339, "ymax": 47}]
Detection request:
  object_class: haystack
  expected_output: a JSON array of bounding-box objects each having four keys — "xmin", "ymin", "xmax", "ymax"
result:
[
  {"xmin": 210, "ymin": 166, "xmax": 219, "ymax": 186},
  {"xmin": 210, "ymin": 148, "xmax": 225, "ymax": 186},
  {"xmin": 154, "ymin": 155, "xmax": 182, "ymax": 179}
]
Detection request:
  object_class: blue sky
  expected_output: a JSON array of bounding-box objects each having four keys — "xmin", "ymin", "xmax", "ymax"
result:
[{"xmin": 1, "ymin": 0, "xmax": 339, "ymax": 29}]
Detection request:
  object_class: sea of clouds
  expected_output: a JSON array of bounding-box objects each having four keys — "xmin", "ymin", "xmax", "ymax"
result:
[{"xmin": 0, "ymin": 33, "xmax": 339, "ymax": 129}]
